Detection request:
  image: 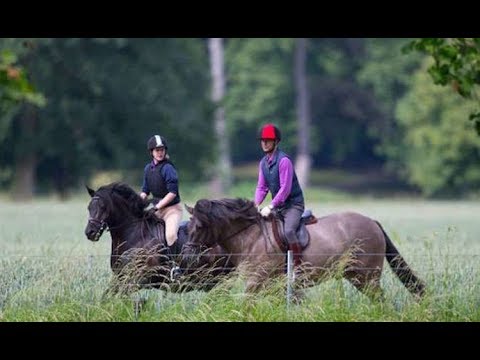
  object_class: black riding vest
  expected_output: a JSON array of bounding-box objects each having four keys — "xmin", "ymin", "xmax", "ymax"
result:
[
  {"xmin": 261, "ymin": 150, "xmax": 304, "ymax": 208},
  {"xmin": 145, "ymin": 160, "xmax": 180, "ymax": 206}
]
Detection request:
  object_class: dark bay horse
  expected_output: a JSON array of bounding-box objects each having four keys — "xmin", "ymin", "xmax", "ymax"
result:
[
  {"xmin": 84, "ymin": 182, "xmax": 232, "ymax": 295},
  {"xmin": 182, "ymin": 198, "xmax": 426, "ymax": 300}
]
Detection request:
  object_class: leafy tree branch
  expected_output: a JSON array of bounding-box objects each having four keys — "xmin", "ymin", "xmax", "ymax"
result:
[{"xmin": 404, "ymin": 38, "xmax": 480, "ymax": 134}]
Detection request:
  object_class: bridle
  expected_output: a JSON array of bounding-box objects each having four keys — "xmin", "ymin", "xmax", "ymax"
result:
[
  {"xmin": 87, "ymin": 196, "xmax": 108, "ymax": 241},
  {"xmin": 87, "ymin": 217, "xmax": 107, "ymax": 240}
]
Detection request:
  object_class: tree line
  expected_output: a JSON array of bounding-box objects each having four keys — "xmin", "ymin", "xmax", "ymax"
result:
[{"xmin": 1, "ymin": 38, "xmax": 479, "ymax": 199}]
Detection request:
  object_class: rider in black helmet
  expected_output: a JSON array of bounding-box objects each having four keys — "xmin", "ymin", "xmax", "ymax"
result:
[{"xmin": 140, "ymin": 135, "xmax": 183, "ymax": 246}]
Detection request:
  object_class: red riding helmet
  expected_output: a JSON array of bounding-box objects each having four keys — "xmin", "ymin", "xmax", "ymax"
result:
[{"xmin": 258, "ymin": 123, "xmax": 281, "ymax": 141}]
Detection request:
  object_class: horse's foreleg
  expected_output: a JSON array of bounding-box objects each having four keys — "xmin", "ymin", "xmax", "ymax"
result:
[
  {"xmin": 240, "ymin": 261, "xmax": 269, "ymax": 293},
  {"xmin": 242, "ymin": 259, "xmax": 282, "ymax": 293},
  {"xmin": 245, "ymin": 275, "xmax": 265, "ymax": 293}
]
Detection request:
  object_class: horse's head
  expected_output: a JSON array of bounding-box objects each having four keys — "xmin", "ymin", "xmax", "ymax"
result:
[
  {"xmin": 178, "ymin": 202, "xmax": 237, "ymax": 281},
  {"xmin": 85, "ymin": 185, "xmax": 109, "ymax": 241},
  {"xmin": 85, "ymin": 182, "xmax": 151, "ymax": 242},
  {"xmin": 182, "ymin": 201, "xmax": 216, "ymax": 257}
]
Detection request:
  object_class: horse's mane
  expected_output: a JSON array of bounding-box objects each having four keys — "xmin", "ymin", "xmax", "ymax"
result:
[
  {"xmin": 191, "ymin": 198, "xmax": 259, "ymax": 245},
  {"xmin": 96, "ymin": 182, "xmax": 146, "ymax": 218},
  {"xmin": 194, "ymin": 198, "xmax": 258, "ymax": 225}
]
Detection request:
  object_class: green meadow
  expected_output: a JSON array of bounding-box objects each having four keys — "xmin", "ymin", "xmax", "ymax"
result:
[{"xmin": 0, "ymin": 182, "xmax": 479, "ymax": 322}]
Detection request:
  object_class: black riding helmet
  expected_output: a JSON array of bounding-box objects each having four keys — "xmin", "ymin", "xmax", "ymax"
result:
[{"xmin": 147, "ymin": 135, "xmax": 168, "ymax": 151}]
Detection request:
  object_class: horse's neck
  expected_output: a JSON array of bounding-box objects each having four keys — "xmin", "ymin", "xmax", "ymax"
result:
[
  {"xmin": 108, "ymin": 211, "xmax": 135, "ymax": 228},
  {"xmin": 220, "ymin": 220, "xmax": 262, "ymax": 255},
  {"xmin": 110, "ymin": 217, "xmax": 164, "ymax": 255}
]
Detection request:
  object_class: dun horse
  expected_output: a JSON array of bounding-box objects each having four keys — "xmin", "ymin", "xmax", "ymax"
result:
[
  {"xmin": 182, "ymin": 198, "xmax": 426, "ymax": 300},
  {"xmin": 84, "ymin": 182, "xmax": 232, "ymax": 295}
]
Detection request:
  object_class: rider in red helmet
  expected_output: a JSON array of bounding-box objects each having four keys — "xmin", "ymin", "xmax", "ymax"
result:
[
  {"xmin": 140, "ymin": 135, "xmax": 183, "ymax": 247},
  {"xmin": 254, "ymin": 123, "xmax": 305, "ymax": 268}
]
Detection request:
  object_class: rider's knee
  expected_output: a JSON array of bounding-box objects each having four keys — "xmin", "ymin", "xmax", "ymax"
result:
[
  {"xmin": 285, "ymin": 228, "xmax": 296, "ymax": 239},
  {"xmin": 166, "ymin": 232, "xmax": 177, "ymax": 246}
]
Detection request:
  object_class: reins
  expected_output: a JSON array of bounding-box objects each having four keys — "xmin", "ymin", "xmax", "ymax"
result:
[
  {"xmin": 224, "ymin": 221, "xmax": 257, "ymax": 242},
  {"xmin": 259, "ymin": 216, "xmax": 286, "ymax": 253}
]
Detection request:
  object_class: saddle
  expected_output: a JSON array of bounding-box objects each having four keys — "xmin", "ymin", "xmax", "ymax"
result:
[
  {"xmin": 176, "ymin": 220, "xmax": 190, "ymax": 252},
  {"xmin": 270, "ymin": 210, "xmax": 317, "ymax": 252}
]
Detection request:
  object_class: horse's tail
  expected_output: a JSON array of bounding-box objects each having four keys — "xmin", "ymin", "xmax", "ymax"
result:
[{"xmin": 375, "ymin": 221, "xmax": 426, "ymax": 298}]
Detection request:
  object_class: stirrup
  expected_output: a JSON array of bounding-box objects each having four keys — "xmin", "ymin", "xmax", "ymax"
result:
[{"xmin": 170, "ymin": 265, "xmax": 182, "ymax": 282}]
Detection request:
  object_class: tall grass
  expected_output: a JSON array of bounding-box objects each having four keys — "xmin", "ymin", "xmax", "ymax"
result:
[{"xmin": 0, "ymin": 188, "xmax": 479, "ymax": 321}]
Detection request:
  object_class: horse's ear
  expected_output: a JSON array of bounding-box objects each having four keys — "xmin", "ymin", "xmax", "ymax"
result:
[
  {"xmin": 185, "ymin": 204, "xmax": 194, "ymax": 215},
  {"xmin": 86, "ymin": 185, "xmax": 96, "ymax": 198}
]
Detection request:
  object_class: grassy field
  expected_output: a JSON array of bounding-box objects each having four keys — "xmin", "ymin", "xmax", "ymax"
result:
[{"xmin": 0, "ymin": 181, "xmax": 479, "ymax": 322}]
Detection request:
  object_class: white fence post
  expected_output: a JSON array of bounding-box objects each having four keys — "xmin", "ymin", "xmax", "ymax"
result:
[
  {"xmin": 87, "ymin": 254, "xmax": 93, "ymax": 274},
  {"xmin": 286, "ymin": 250, "xmax": 294, "ymax": 310}
]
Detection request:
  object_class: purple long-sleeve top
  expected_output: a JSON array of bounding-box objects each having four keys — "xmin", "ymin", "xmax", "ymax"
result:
[{"xmin": 254, "ymin": 154, "xmax": 294, "ymax": 208}]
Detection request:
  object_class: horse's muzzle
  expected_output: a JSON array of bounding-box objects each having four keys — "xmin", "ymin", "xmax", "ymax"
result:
[{"xmin": 85, "ymin": 222, "xmax": 106, "ymax": 242}]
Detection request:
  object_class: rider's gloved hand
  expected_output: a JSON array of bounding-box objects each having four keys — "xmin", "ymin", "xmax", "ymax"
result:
[{"xmin": 260, "ymin": 204, "xmax": 273, "ymax": 217}]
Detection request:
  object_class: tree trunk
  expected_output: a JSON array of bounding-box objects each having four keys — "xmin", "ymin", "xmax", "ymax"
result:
[
  {"xmin": 294, "ymin": 38, "xmax": 312, "ymax": 189},
  {"xmin": 11, "ymin": 104, "xmax": 37, "ymax": 201},
  {"xmin": 208, "ymin": 38, "xmax": 232, "ymax": 197},
  {"xmin": 53, "ymin": 161, "xmax": 69, "ymax": 201}
]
